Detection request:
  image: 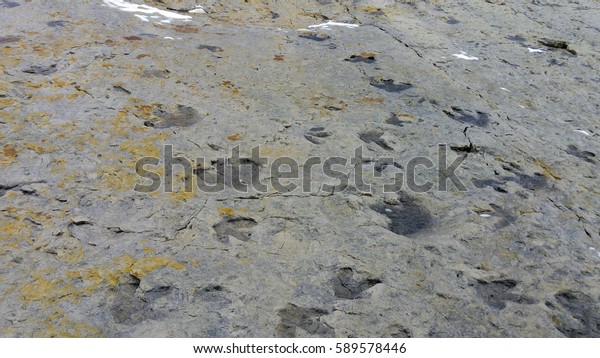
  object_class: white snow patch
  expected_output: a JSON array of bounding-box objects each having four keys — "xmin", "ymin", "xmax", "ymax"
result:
[
  {"xmin": 103, "ymin": 0, "xmax": 193, "ymax": 22},
  {"xmin": 479, "ymin": 214, "xmax": 492, "ymax": 218},
  {"xmin": 452, "ymin": 51, "xmax": 479, "ymax": 60},
  {"xmin": 189, "ymin": 6, "xmax": 206, "ymax": 14},
  {"xmin": 573, "ymin": 130, "xmax": 591, "ymax": 136},
  {"xmin": 164, "ymin": 36, "xmax": 175, "ymax": 40},
  {"xmin": 307, "ymin": 21, "xmax": 359, "ymax": 30},
  {"xmin": 528, "ymin": 47, "xmax": 545, "ymax": 53},
  {"xmin": 500, "ymin": 87, "xmax": 510, "ymax": 92}
]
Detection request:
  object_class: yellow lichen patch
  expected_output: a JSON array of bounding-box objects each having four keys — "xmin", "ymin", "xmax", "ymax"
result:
[
  {"xmin": 97, "ymin": 165, "xmax": 140, "ymax": 191},
  {"xmin": 30, "ymin": 93, "xmax": 66, "ymax": 102},
  {"xmin": 0, "ymin": 97, "xmax": 17, "ymax": 110},
  {"xmin": 226, "ymin": 133, "xmax": 244, "ymax": 141},
  {"xmin": 534, "ymin": 159, "xmax": 561, "ymax": 180},
  {"xmin": 167, "ymin": 170, "xmax": 197, "ymax": 201},
  {"xmin": 74, "ymin": 132, "xmax": 99, "ymax": 151},
  {"xmin": 143, "ymin": 247, "xmax": 155, "ymax": 254},
  {"xmin": 42, "ymin": 312, "xmax": 104, "ymax": 338},
  {"xmin": 0, "ymin": 220, "xmax": 32, "ymax": 242},
  {"xmin": 54, "ymin": 237, "xmax": 85, "ymax": 264},
  {"xmin": 25, "ymin": 143, "xmax": 58, "ymax": 154},
  {"xmin": 1, "ymin": 144, "xmax": 18, "ymax": 166},
  {"xmin": 119, "ymin": 137, "xmax": 166, "ymax": 159},
  {"xmin": 396, "ymin": 113, "xmax": 415, "ymax": 121},
  {"xmin": 126, "ymin": 256, "xmax": 185, "ymax": 279},
  {"xmin": 0, "ymin": 48, "xmax": 21, "ymax": 67},
  {"xmin": 360, "ymin": 97, "xmax": 385, "ymax": 103},
  {"xmin": 360, "ymin": 6, "xmax": 383, "ymax": 12},
  {"xmin": 20, "ymin": 274, "xmax": 78, "ymax": 304},
  {"xmin": 25, "ymin": 112, "xmax": 52, "ymax": 125},
  {"xmin": 218, "ymin": 207, "xmax": 235, "ymax": 216}
]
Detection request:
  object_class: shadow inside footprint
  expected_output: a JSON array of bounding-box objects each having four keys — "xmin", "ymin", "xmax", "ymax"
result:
[
  {"xmin": 213, "ymin": 217, "xmax": 257, "ymax": 243},
  {"xmin": 304, "ymin": 126, "xmax": 331, "ymax": 144}
]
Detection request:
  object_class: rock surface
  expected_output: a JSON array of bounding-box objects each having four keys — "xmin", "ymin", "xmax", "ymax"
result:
[{"xmin": 0, "ymin": 0, "xmax": 599, "ymax": 337}]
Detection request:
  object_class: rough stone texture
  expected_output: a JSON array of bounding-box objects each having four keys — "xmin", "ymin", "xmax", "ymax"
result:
[{"xmin": 0, "ymin": 0, "xmax": 599, "ymax": 337}]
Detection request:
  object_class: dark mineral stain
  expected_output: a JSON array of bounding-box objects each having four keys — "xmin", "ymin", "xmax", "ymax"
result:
[
  {"xmin": 512, "ymin": 172, "xmax": 546, "ymax": 190},
  {"xmin": 359, "ymin": 132, "xmax": 392, "ymax": 150},
  {"xmin": 474, "ymin": 279, "xmax": 535, "ymax": 310},
  {"xmin": 370, "ymin": 195, "xmax": 432, "ymax": 236},
  {"xmin": 369, "ymin": 78, "xmax": 413, "ymax": 93},
  {"xmin": 142, "ymin": 69, "xmax": 170, "ymax": 78},
  {"xmin": 22, "ymin": 64, "xmax": 58, "ymax": 75},
  {"xmin": 374, "ymin": 159, "xmax": 402, "ymax": 173},
  {"xmin": 443, "ymin": 107, "xmax": 490, "ymax": 127},
  {"xmin": 213, "ymin": 217, "xmax": 257, "ymax": 243},
  {"xmin": 47, "ymin": 20, "xmax": 69, "ymax": 28},
  {"xmin": 489, "ymin": 203, "xmax": 516, "ymax": 228},
  {"xmin": 0, "ymin": 35, "xmax": 20, "ymax": 44},
  {"xmin": 384, "ymin": 324, "xmax": 413, "ymax": 338},
  {"xmin": 276, "ymin": 304, "xmax": 334, "ymax": 338},
  {"xmin": 197, "ymin": 44, "xmax": 224, "ymax": 52},
  {"xmin": 506, "ymin": 35, "xmax": 526, "ymax": 42},
  {"xmin": 299, "ymin": 32, "xmax": 331, "ymax": 41},
  {"xmin": 566, "ymin": 145, "xmax": 596, "ymax": 164},
  {"xmin": 539, "ymin": 38, "xmax": 577, "ymax": 55},
  {"xmin": 551, "ymin": 290, "xmax": 600, "ymax": 337},
  {"xmin": 193, "ymin": 285, "xmax": 232, "ymax": 307},
  {"xmin": 0, "ymin": 0, "xmax": 19, "ymax": 8},
  {"xmin": 270, "ymin": 11, "xmax": 279, "ymax": 19},
  {"xmin": 446, "ymin": 18, "xmax": 460, "ymax": 25},
  {"xmin": 123, "ymin": 35, "xmax": 143, "ymax": 41},
  {"xmin": 386, "ymin": 113, "xmax": 404, "ymax": 127},
  {"xmin": 344, "ymin": 53, "xmax": 376, "ymax": 63},
  {"xmin": 332, "ymin": 267, "xmax": 381, "ymax": 299},
  {"xmin": 472, "ymin": 179, "xmax": 507, "ymax": 193},
  {"xmin": 450, "ymin": 143, "xmax": 478, "ymax": 153}
]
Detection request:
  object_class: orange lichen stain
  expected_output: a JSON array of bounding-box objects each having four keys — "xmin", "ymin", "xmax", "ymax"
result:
[
  {"xmin": 534, "ymin": 159, "xmax": 561, "ymax": 180},
  {"xmin": 136, "ymin": 54, "xmax": 150, "ymax": 59},
  {"xmin": 231, "ymin": 88, "xmax": 240, "ymax": 95},
  {"xmin": 25, "ymin": 143, "xmax": 57, "ymax": 154},
  {"xmin": 226, "ymin": 133, "xmax": 243, "ymax": 141},
  {"xmin": 274, "ymin": 55, "xmax": 284, "ymax": 61},
  {"xmin": 218, "ymin": 207, "xmax": 235, "ymax": 216}
]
